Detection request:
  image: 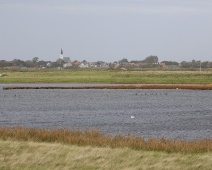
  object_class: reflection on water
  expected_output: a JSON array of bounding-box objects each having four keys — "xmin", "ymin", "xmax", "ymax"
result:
[{"xmin": 0, "ymin": 86, "xmax": 212, "ymax": 140}]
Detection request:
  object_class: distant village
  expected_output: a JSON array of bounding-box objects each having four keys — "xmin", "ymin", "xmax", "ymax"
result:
[{"xmin": 1, "ymin": 49, "xmax": 212, "ymax": 69}]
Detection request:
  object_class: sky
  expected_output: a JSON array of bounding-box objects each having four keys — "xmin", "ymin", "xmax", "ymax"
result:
[{"xmin": 0, "ymin": 0, "xmax": 212, "ymax": 62}]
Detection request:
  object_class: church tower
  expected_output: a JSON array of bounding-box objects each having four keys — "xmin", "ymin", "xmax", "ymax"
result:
[
  {"xmin": 60, "ymin": 48, "xmax": 64, "ymax": 59},
  {"xmin": 59, "ymin": 48, "xmax": 70, "ymax": 63}
]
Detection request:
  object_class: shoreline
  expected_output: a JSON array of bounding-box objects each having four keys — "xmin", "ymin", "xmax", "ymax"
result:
[{"xmin": 3, "ymin": 84, "xmax": 212, "ymax": 90}]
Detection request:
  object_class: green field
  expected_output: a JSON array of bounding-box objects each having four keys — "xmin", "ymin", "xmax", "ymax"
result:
[{"xmin": 0, "ymin": 69, "xmax": 212, "ymax": 84}]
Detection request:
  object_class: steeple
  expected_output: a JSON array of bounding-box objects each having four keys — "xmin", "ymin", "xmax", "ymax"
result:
[
  {"xmin": 60, "ymin": 48, "xmax": 64, "ymax": 60},
  {"xmin": 59, "ymin": 48, "xmax": 70, "ymax": 63}
]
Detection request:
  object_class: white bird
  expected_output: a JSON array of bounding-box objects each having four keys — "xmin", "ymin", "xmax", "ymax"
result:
[{"xmin": 131, "ymin": 116, "xmax": 135, "ymax": 119}]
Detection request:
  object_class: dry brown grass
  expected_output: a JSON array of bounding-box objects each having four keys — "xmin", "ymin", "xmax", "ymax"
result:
[
  {"xmin": 3, "ymin": 84, "xmax": 212, "ymax": 90},
  {"xmin": 0, "ymin": 127, "xmax": 211, "ymax": 153},
  {"xmin": 1, "ymin": 140, "xmax": 212, "ymax": 170}
]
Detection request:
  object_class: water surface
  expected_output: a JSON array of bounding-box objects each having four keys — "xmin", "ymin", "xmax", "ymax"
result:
[{"xmin": 0, "ymin": 85, "xmax": 211, "ymax": 140}]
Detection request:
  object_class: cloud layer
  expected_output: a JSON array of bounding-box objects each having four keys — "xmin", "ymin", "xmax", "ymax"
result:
[
  {"xmin": 1, "ymin": 0, "xmax": 212, "ymax": 16},
  {"xmin": 1, "ymin": 0, "xmax": 212, "ymax": 62}
]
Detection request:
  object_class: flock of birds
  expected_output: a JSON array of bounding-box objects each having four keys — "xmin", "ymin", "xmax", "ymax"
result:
[
  {"xmin": 131, "ymin": 92, "xmax": 170, "ymax": 119},
  {"xmin": 135, "ymin": 93, "xmax": 168, "ymax": 96},
  {"xmin": 1, "ymin": 91, "xmax": 170, "ymax": 120}
]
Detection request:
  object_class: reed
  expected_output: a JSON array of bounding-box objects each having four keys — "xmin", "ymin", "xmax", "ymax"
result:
[{"xmin": 0, "ymin": 127, "xmax": 211, "ymax": 153}]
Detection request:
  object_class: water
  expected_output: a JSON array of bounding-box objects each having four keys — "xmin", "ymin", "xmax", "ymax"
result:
[{"xmin": 0, "ymin": 84, "xmax": 212, "ymax": 140}]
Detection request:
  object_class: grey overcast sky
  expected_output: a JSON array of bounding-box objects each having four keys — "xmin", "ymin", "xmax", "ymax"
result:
[{"xmin": 0, "ymin": 0, "xmax": 212, "ymax": 62}]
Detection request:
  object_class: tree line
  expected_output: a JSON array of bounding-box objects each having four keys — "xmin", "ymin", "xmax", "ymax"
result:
[
  {"xmin": 0, "ymin": 56, "xmax": 212, "ymax": 68},
  {"xmin": 0, "ymin": 57, "xmax": 64, "ymax": 68}
]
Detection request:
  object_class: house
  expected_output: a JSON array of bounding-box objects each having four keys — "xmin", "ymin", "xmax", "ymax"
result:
[
  {"xmin": 63, "ymin": 62, "xmax": 73, "ymax": 68},
  {"xmin": 159, "ymin": 62, "xmax": 167, "ymax": 67},
  {"xmin": 94, "ymin": 61, "xmax": 109, "ymax": 68},
  {"xmin": 79, "ymin": 62, "xmax": 89, "ymax": 68},
  {"xmin": 73, "ymin": 61, "xmax": 80, "ymax": 67}
]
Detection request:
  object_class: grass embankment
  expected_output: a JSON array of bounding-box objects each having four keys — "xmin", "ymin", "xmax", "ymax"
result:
[
  {"xmin": 0, "ymin": 127, "xmax": 212, "ymax": 169},
  {"xmin": 0, "ymin": 127, "xmax": 211, "ymax": 153},
  {"xmin": 0, "ymin": 69, "xmax": 212, "ymax": 84},
  {"xmin": 1, "ymin": 140, "xmax": 212, "ymax": 170}
]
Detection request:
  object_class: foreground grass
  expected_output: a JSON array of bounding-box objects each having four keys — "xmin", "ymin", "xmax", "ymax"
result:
[
  {"xmin": 0, "ymin": 127, "xmax": 211, "ymax": 169},
  {"xmin": 0, "ymin": 140, "xmax": 212, "ymax": 170},
  {"xmin": 0, "ymin": 69, "xmax": 212, "ymax": 84},
  {"xmin": 0, "ymin": 127, "xmax": 211, "ymax": 153}
]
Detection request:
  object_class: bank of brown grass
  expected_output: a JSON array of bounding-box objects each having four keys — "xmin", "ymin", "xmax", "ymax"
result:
[
  {"xmin": 0, "ymin": 127, "xmax": 211, "ymax": 153},
  {"xmin": 3, "ymin": 84, "xmax": 212, "ymax": 90},
  {"xmin": 1, "ymin": 140, "xmax": 212, "ymax": 170}
]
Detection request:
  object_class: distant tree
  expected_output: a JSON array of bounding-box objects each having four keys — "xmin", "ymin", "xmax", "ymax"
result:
[
  {"xmin": 50, "ymin": 62, "xmax": 59, "ymax": 68},
  {"xmin": 24, "ymin": 60, "xmax": 34, "ymax": 67},
  {"xmin": 56, "ymin": 58, "xmax": 65, "ymax": 68},
  {"xmin": 12, "ymin": 59, "xmax": 25, "ymax": 67},
  {"xmin": 143, "ymin": 56, "xmax": 158, "ymax": 63},
  {"xmin": 119, "ymin": 58, "xmax": 128, "ymax": 63},
  {"xmin": 180, "ymin": 61, "xmax": 191, "ymax": 68},
  {"xmin": 161, "ymin": 61, "xmax": 179, "ymax": 66},
  {"xmin": 32, "ymin": 57, "xmax": 39, "ymax": 63},
  {"xmin": 201, "ymin": 61, "xmax": 209, "ymax": 68},
  {"xmin": 191, "ymin": 60, "xmax": 197, "ymax": 68},
  {"xmin": 37, "ymin": 60, "xmax": 48, "ymax": 67},
  {"xmin": 81, "ymin": 60, "xmax": 87, "ymax": 65},
  {"xmin": 208, "ymin": 62, "xmax": 212, "ymax": 68},
  {"xmin": 130, "ymin": 60, "xmax": 142, "ymax": 63},
  {"xmin": 0, "ymin": 60, "xmax": 11, "ymax": 67}
]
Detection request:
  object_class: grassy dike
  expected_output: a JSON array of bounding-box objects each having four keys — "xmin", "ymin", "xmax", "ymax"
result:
[
  {"xmin": 0, "ymin": 69, "xmax": 212, "ymax": 84},
  {"xmin": 0, "ymin": 127, "xmax": 212, "ymax": 169},
  {"xmin": 1, "ymin": 140, "xmax": 212, "ymax": 170}
]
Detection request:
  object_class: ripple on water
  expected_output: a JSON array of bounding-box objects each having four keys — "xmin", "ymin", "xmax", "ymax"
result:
[{"xmin": 0, "ymin": 88, "xmax": 211, "ymax": 140}]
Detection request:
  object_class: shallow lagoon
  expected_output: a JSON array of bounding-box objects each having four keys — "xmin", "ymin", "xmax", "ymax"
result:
[{"xmin": 0, "ymin": 84, "xmax": 211, "ymax": 140}]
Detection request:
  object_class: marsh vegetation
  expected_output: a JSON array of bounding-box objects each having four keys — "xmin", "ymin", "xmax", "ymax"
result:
[
  {"xmin": 0, "ymin": 127, "xmax": 211, "ymax": 153},
  {"xmin": 0, "ymin": 69, "xmax": 212, "ymax": 84},
  {"xmin": 0, "ymin": 127, "xmax": 212, "ymax": 169}
]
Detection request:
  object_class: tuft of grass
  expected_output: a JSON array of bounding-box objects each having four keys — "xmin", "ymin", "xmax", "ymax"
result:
[
  {"xmin": 0, "ymin": 73, "xmax": 7, "ymax": 77},
  {"xmin": 0, "ymin": 127, "xmax": 211, "ymax": 153}
]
